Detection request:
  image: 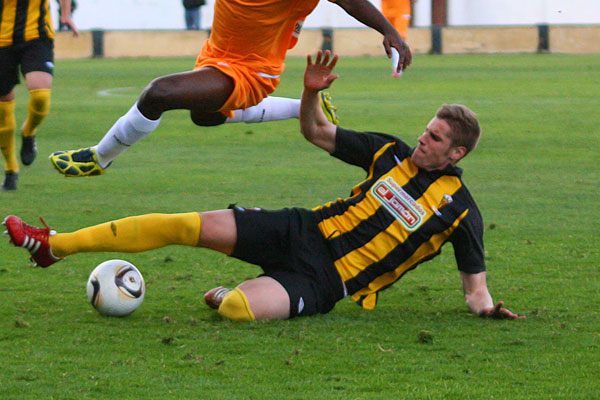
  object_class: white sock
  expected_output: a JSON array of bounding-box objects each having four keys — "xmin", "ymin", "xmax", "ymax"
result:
[
  {"xmin": 226, "ymin": 97, "xmax": 300, "ymax": 124},
  {"xmin": 95, "ymin": 103, "xmax": 161, "ymax": 168}
]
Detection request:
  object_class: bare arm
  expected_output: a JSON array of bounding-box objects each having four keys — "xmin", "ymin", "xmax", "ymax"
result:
[
  {"xmin": 58, "ymin": 0, "xmax": 79, "ymax": 36},
  {"xmin": 332, "ymin": 0, "xmax": 411, "ymax": 72},
  {"xmin": 461, "ymin": 271, "xmax": 525, "ymax": 319},
  {"xmin": 300, "ymin": 51, "xmax": 339, "ymax": 154}
]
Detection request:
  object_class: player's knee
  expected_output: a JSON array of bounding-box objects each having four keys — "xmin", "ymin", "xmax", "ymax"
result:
[
  {"xmin": 139, "ymin": 77, "xmax": 172, "ymax": 109},
  {"xmin": 217, "ymin": 287, "xmax": 256, "ymax": 322}
]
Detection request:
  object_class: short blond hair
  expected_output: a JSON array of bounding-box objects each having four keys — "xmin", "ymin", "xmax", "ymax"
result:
[{"xmin": 436, "ymin": 104, "xmax": 481, "ymax": 155}]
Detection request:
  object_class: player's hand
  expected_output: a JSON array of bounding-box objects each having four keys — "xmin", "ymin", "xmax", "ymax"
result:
[
  {"xmin": 304, "ymin": 50, "xmax": 340, "ymax": 92},
  {"xmin": 383, "ymin": 34, "xmax": 411, "ymax": 73},
  {"xmin": 60, "ymin": 16, "xmax": 80, "ymax": 37},
  {"xmin": 480, "ymin": 301, "xmax": 525, "ymax": 320}
]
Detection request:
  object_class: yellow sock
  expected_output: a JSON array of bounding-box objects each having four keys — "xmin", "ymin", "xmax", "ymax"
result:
[
  {"xmin": 0, "ymin": 100, "xmax": 18, "ymax": 172},
  {"xmin": 218, "ymin": 288, "xmax": 256, "ymax": 322},
  {"xmin": 22, "ymin": 89, "xmax": 51, "ymax": 137},
  {"xmin": 49, "ymin": 213, "xmax": 202, "ymax": 258}
]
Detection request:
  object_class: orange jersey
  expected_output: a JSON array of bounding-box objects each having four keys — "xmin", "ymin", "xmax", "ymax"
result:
[
  {"xmin": 196, "ymin": 0, "xmax": 333, "ymax": 115},
  {"xmin": 207, "ymin": 0, "xmax": 327, "ymax": 77},
  {"xmin": 0, "ymin": 0, "xmax": 54, "ymax": 47}
]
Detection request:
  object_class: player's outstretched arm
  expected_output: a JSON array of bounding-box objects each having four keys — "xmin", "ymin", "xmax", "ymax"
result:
[
  {"xmin": 300, "ymin": 51, "xmax": 339, "ymax": 154},
  {"xmin": 460, "ymin": 271, "xmax": 525, "ymax": 319},
  {"xmin": 332, "ymin": 0, "xmax": 411, "ymax": 73}
]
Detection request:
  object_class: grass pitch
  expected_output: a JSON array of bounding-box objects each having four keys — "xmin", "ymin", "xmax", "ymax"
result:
[{"xmin": 1, "ymin": 53, "xmax": 599, "ymax": 399}]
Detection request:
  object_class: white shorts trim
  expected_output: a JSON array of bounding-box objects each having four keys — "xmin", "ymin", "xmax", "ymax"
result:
[{"xmin": 256, "ymin": 72, "xmax": 281, "ymax": 79}]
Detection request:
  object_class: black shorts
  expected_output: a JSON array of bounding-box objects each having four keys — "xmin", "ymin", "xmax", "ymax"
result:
[
  {"xmin": 0, "ymin": 38, "xmax": 54, "ymax": 96},
  {"xmin": 230, "ymin": 206, "xmax": 346, "ymax": 318}
]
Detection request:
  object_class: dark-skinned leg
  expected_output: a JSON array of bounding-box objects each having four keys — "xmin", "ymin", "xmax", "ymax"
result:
[
  {"xmin": 139, "ymin": 67, "xmax": 308, "ymax": 126},
  {"xmin": 137, "ymin": 67, "xmax": 234, "ymax": 120},
  {"xmin": 50, "ymin": 65, "xmax": 308, "ymax": 174},
  {"xmin": 50, "ymin": 67, "xmax": 235, "ymax": 174},
  {"xmin": 88, "ymin": 67, "xmax": 235, "ymax": 168}
]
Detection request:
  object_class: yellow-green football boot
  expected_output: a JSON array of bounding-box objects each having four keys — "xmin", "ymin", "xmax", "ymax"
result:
[
  {"xmin": 319, "ymin": 92, "xmax": 339, "ymax": 126},
  {"xmin": 49, "ymin": 147, "xmax": 107, "ymax": 177}
]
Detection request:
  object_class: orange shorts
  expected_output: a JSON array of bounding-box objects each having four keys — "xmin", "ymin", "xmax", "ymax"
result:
[{"xmin": 194, "ymin": 42, "xmax": 281, "ymax": 118}]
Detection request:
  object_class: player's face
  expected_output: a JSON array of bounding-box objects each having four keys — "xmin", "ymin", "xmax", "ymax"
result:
[{"xmin": 411, "ymin": 117, "xmax": 462, "ymax": 171}]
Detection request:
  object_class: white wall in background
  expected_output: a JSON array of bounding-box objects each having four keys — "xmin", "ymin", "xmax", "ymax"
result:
[{"xmin": 53, "ymin": 0, "xmax": 600, "ymax": 31}]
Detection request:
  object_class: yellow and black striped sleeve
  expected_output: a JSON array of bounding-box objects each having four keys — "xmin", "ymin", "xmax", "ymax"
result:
[{"xmin": 331, "ymin": 126, "xmax": 407, "ymax": 172}]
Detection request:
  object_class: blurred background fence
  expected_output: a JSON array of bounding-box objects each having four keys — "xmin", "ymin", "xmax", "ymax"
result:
[{"xmin": 53, "ymin": 0, "xmax": 600, "ymax": 58}]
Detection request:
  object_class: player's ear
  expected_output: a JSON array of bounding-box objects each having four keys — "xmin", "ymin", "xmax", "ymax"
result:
[{"xmin": 450, "ymin": 146, "xmax": 467, "ymax": 163}]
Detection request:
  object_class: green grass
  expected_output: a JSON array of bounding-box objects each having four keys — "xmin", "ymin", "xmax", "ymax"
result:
[{"xmin": 1, "ymin": 54, "xmax": 599, "ymax": 399}]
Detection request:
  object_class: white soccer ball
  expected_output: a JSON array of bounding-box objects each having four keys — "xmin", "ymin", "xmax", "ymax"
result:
[{"xmin": 86, "ymin": 259, "xmax": 145, "ymax": 317}]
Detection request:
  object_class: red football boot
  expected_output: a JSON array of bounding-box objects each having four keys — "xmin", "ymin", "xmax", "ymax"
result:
[{"xmin": 3, "ymin": 215, "xmax": 61, "ymax": 268}]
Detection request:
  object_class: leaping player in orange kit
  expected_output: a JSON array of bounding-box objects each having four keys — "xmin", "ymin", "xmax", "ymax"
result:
[{"xmin": 49, "ymin": 0, "xmax": 412, "ymax": 177}]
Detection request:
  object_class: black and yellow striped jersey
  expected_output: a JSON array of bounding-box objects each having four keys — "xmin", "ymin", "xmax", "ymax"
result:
[
  {"xmin": 312, "ymin": 127, "xmax": 486, "ymax": 310},
  {"xmin": 0, "ymin": 0, "xmax": 54, "ymax": 47}
]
